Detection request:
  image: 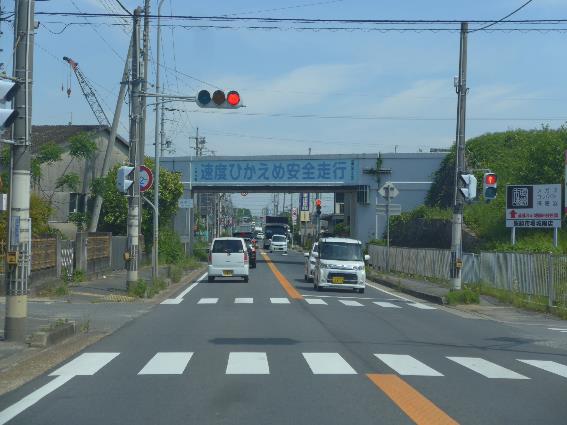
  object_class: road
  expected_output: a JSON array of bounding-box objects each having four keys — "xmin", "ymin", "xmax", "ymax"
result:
[{"xmin": 1, "ymin": 250, "xmax": 566, "ymax": 425}]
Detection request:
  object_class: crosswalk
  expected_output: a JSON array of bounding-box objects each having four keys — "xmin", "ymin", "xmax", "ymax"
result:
[
  {"xmin": 185, "ymin": 296, "xmax": 437, "ymax": 310},
  {"xmin": 55, "ymin": 351, "xmax": 567, "ymax": 381}
]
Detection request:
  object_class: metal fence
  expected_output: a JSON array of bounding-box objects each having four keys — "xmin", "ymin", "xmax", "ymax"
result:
[{"xmin": 368, "ymin": 245, "xmax": 567, "ymax": 307}]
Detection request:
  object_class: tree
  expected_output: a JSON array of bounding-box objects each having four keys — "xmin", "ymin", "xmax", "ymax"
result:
[{"xmin": 95, "ymin": 158, "xmax": 184, "ymax": 246}]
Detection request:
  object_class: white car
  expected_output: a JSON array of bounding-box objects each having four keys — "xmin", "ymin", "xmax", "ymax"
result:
[
  {"xmin": 256, "ymin": 232, "xmax": 265, "ymax": 240},
  {"xmin": 303, "ymin": 242, "xmax": 318, "ymax": 282},
  {"xmin": 269, "ymin": 234, "xmax": 288, "ymax": 254},
  {"xmin": 313, "ymin": 237, "xmax": 370, "ymax": 293},
  {"xmin": 208, "ymin": 237, "xmax": 249, "ymax": 282}
]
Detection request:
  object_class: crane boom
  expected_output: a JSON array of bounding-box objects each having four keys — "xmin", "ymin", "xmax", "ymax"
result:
[{"xmin": 63, "ymin": 56, "xmax": 111, "ymax": 127}]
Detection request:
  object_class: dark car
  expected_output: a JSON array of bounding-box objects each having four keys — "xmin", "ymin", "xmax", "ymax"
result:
[{"xmin": 244, "ymin": 239, "xmax": 257, "ymax": 268}]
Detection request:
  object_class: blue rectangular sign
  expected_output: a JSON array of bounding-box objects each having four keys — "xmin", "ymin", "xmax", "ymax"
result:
[
  {"xmin": 299, "ymin": 193, "xmax": 310, "ymax": 211},
  {"xmin": 193, "ymin": 159, "xmax": 359, "ymax": 185}
]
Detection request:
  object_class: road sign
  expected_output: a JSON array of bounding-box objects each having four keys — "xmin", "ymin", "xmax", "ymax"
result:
[
  {"xmin": 241, "ymin": 192, "xmax": 248, "ymax": 196},
  {"xmin": 139, "ymin": 165, "xmax": 153, "ymax": 192},
  {"xmin": 300, "ymin": 211, "xmax": 310, "ymax": 222},
  {"xmin": 291, "ymin": 207, "xmax": 298, "ymax": 224},
  {"xmin": 178, "ymin": 198, "xmax": 193, "ymax": 209},
  {"xmin": 376, "ymin": 204, "xmax": 402, "ymax": 216},
  {"xmin": 379, "ymin": 182, "xmax": 399, "ymax": 199},
  {"xmin": 506, "ymin": 184, "xmax": 561, "ymax": 228},
  {"xmin": 299, "ymin": 193, "xmax": 310, "ymax": 211}
]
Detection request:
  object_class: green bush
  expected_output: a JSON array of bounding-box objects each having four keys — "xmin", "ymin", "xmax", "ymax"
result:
[
  {"xmin": 446, "ymin": 286, "xmax": 480, "ymax": 305},
  {"xmin": 147, "ymin": 278, "xmax": 167, "ymax": 297},
  {"xmin": 170, "ymin": 265, "xmax": 183, "ymax": 283},
  {"xmin": 128, "ymin": 279, "xmax": 147, "ymax": 298},
  {"xmin": 192, "ymin": 239, "xmax": 209, "ymax": 262},
  {"xmin": 159, "ymin": 228, "xmax": 183, "ymax": 264}
]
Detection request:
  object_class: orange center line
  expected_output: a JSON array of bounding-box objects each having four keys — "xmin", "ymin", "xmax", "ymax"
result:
[
  {"xmin": 261, "ymin": 252, "xmax": 303, "ymax": 300},
  {"xmin": 367, "ymin": 374, "xmax": 459, "ymax": 425}
]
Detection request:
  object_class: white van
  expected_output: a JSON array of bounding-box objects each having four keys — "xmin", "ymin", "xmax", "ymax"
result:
[
  {"xmin": 313, "ymin": 237, "xmax": 369, "ymax": 293},
  {"xmin": 269, "ymin": 234, "xmax": 288, "ymax": 254},
  {"xmin": 208, "ymin": 237, "xmax": 249, "ymax": 282}
]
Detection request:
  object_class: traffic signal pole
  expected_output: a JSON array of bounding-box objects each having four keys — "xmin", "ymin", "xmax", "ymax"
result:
[
  {"xmin": 450, "ymin": 22, "xmax": 468, "ymax": 291},
  {"xmin": 5, "ymin": 0, "xmax": 34, "ymax": 342},
  {"xmin": 126, "ymin": 7, "xmax": 142, "ymax": 289}
]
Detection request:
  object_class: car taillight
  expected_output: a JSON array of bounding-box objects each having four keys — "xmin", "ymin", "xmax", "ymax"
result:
[
  {"xmin": 244, "ymin": 252, "xmax": 248, "ymax": 263},
  {"xmin": 208, "ymin": 253, "xmax": 212, "ymax": 264}
]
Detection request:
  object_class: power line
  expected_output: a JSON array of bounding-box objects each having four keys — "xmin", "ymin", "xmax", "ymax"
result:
[{"xmin": 470, "ymin": 0, "xmax": 536, "ymax": 33}]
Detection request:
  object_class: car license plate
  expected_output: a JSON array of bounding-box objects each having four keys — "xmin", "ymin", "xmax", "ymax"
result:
[
  {"xmin": 223, "ymin": 270, "xmax": 233, "ymax": 276},
  {"xmin": 332, "ymin": 276, "xmax": 344, "ymax": 284}
]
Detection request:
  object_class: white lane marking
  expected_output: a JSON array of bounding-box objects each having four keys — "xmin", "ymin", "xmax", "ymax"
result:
[
  {"xmin": 548, "ymin": 327, "xmax": 567, "ymax": 331},
  {"xmin": 407, "ymin": 302, "xmax": 437, "ymax": 310},
  {"xmin": 374, "ymin": 354, "xmax": 443, "ymax": 376},
  {"xmin": 50, "ymin": 352, "xmax": 120, "ymax": 376},
  {"xmin": 235, "ymin": 297, "xmax": 253, "ymax": 304},
  {"xmin": 518, "ymin": 360, "xmax": 567, "ymax": 379},
  {"xmin": 198, "ymin": 298, "xmax": 218, "ymax": 304},
  {"xmin": 339, "ymin": 300, "xmax": 364, "ymax": 307},
  {"xmin": 226, "ymin": 352, "xmax": 270, "ymax": 374},
  {"xmin": 365, "ymin": 281, "xmax": 414, "ymax": 302},
  {"xmin": 302, "ymin": 353, "xmax": 357, "ymax": 375},
  {"xmin": 161, "ymin": 272, "xmax": 207, "ymax": 305},
  {"xmin": 138, "ymin": 352, "xmax": 193, "ymax": 375},
  {"xmin": 270, "ymin": 297, "xmax": 290, "ymax": 304},
  {"xmin": 373, "ymin": 301, "xmax": 401, "ymax": 309},
  {"xmin": 305, "ymin": 298, "xmax": 327, "ymax": 305},
  {"xmin": 303, "ymin": 294, "xmax": 375, "ymax": 300},
  {"xmin": 0, "ymin": 375, "xmax": 74, "ymax": 425},
  {"xmin": 447, "ymin": 357, "xmax": 529, "ymax": 379}
]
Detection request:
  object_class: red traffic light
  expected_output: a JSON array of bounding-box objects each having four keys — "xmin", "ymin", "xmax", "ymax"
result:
[
  {"xmin": 485, "ymin": 174, "xmax": 497, "ymax": 185},
  {"xmin": 315, "ymin": 199, "xmax": 321, "ymax": 207},
  {"xmin": 227, "ymin": 91, "xmax": 240, "ymax": 106}
]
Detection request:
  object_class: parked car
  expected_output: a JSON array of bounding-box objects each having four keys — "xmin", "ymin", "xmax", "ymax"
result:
[
  {"xmin": 244, "ymin": 238, "xmax": 257, "ymax": 268},
  {"xmin": 269, "ymin": 234, "xmax": 288, "ymax": 254},
  {"xmin": 208, "ymin": 237, "xmax": 249, "ymax": 282},
  {"xmin": 303, "ymin": 242, "xmax": 318, "ymax": 282},
  {"xmin": 313, "ymin": 237, "xmax": 369, "ymax": 293}
]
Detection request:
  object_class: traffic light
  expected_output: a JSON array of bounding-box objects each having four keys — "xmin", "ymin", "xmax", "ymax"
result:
[
  {"xmin": 460, "ymin": 174, "xmax": 477, "ymax": 201},
  {"xmin": 196, "ymin": 89, "xmax": 242, "ymax": 109},
  {"xmin": 116, "ymin": 165, "xmax": 135, "ymax": 194},
  {"xmin": 483, "ymin": 172, "xmax": 497, "ymax": 201},
  {"xmin": 0, "ymin": 79, "xmax": 18, "ymax": 131},
  {"xmin": 315, "ymin": 199, "xmax": 322, "ymax": 215}
]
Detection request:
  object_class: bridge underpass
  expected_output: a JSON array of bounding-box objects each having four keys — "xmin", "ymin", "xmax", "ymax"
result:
[{"xmin": 160, "ymin": 153, "xmax": 446, "ymax": 245}]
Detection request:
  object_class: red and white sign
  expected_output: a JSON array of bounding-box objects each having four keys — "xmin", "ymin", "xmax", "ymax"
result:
[
  {"xmin": 291, "ymin": 207, "xmax": 298, "ymax": 224},
  {"xmin": 139, "ymin": 165, "xmax": 153, "ymax": 192},
  {"xmin": 241, "ymin": 192, "xmax": 248, "ymax": 197}
]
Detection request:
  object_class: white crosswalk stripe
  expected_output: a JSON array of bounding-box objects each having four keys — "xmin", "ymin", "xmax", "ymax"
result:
[
  {"xmin": 270, "ymin": 297, "xmax": 290, "ymax": 304},
  {"xmin": 338, "ymin": 300, "xmax": 364, "ymax": 307},
  {"xmin": 226, "ymin": 352, "xmax": 270, "ymax": 374},
  {"xmin": 373, "ymin": 301, "xmax": 401, "ymax": 308},
  {"xmin": 447, "ymin": 357, "xmax": 529, "ymax": 379},
  {"xmin": 235, "ymin": 298, "xmax": 253, "ymax": 304},
  {"xmin": 49, "ymin": 353, "xmax": 119, "ymax": 376},
  {"xmin": 138, "ymin": 352, "xmax": 193, "ymax": 375},
  {"xmin": 518, "ymin": 360, "xmax": 567, "ymax": 379},
  {"xmin": 305, "ymin": 298, "xmax": 328, "ymax": 305},
  {"xmin": 197, "ymin": 298, "xmax": 219, "ymax": 304},
  {"xmin": 407, "ymin": 302, "xmax": 437, "ymax": 310},
  {"xmin": 302, "ymin": 353, "xmax": 357, "ymax": 374},
  {"xmin": 374, "ymin": 354, "xmax": 443, "ymax": 376}
]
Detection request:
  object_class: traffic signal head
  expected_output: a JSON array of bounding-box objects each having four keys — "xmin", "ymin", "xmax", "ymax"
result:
[
  {"xmin": 116, "ymin": 165, "xmax": 135, "ymax": 194},
  {"xmin": 459, "ymin": 174, "xmax": 477, "ymax": 201},
  {"xmin": 0, "ymin": 80, "xmax": 18, "ymax": 131},
  {"xmin": 196, "ymin": 89, "xmax": 242, "ymax": 109},
  {"xmin": 483, "ymin": 172, "xmax": 497, "ymax": 201},
  {"xmin": 315, "ymin": 199, "xmax": 322, "ymax": 215}
]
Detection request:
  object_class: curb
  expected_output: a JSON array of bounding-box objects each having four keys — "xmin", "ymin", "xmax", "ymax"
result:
[
  {"xmin": 28, "ymin": 321, "xmax": 78, "ymax": 348},
  {"xmin": 368, "ymin": 274, "xmax": 447, "ymax": 305}
]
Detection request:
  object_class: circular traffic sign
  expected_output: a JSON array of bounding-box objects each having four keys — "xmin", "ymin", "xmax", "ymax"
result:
[
  {"xmin": 139, "ymin": 165, "xmax": 154, "ymax": 192},
  {"xmin": 241, "ymin": 192, "xmax": 248, "ymax": 197}
]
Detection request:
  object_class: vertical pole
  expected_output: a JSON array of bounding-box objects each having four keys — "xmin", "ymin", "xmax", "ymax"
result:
[
  {"xmin": 5, "ymin": 0, "xmax": 34, "ymax": 342},
  {"xmin": 152, "ymin": 0, "xmax": 165, "ymax": 281},
  {"xmin": 138, "ymin": 0, "xmax": 150, "ymax": 235},
  {"xmin": 386, "ymin": 187, "xmax": 390, "ymax": 273},
  {"xmin": 553, "ymin": 227, "xmax": 558, "ymax": 248},
  {"xmin": 511, "ymin": 226, "xmax": 516, "ymax": 245},
  {"xmin": 450, "ymin": 22, "xmax": 468, "ymax": 291},
  {"xmin": 127, "ymin": 7, "xmax": 142, "ymax": 289}
]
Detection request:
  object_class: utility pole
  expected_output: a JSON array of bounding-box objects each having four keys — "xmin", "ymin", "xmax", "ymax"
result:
[
  {"xmin": 450, "ymin": 22, "xmax": 468, "ymax": 291},
  {"xmin": 126, "ymin": 7, "xmax": 142, "ymax": 289},
  {"xmin": 5, "ymin": 0, "xmax": 34, "ymax": 342},
  {"xmin": 152, "ymin": 0, "xmax": 165, "ymax": 281},
  {"xmin": 138, "ymin": 0, "xmax": 150, "ymax": 234},
  {"xmin": 88, "ymin": 37, "xmax": 132, "ymax": 233}
]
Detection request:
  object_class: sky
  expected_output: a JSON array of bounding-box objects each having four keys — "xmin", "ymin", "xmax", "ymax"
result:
[{"xmin": 2, "ymin": 0, "xmax": 567, "ymax": 215}]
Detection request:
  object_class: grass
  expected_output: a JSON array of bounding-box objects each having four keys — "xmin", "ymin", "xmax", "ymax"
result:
[{"xmin": 446, "ymin": 287, "xmax": 480, "ymax": 305}]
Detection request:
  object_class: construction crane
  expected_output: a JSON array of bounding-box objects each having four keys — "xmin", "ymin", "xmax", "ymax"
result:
[{"xmin": 63, "ymin": 56, "xmax": 110, "ymax": 127}]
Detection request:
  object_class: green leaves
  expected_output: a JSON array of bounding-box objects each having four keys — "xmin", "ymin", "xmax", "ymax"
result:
[
  {"xmin": 55, "ymin": 173, "xmax": 80, "ymax": 191},
  {"xmin": 68, "ymin": 132, "xmax": 97, "ymax": 160}
]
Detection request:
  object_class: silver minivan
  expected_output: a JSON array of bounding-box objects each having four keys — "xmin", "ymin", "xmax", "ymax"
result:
[{"xmin": 208, "ymin": 237, "xmax": 249, "ymax": 282}]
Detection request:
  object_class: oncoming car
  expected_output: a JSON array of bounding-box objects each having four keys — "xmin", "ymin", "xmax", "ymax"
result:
[
  {"xmin": 208, "ymin": 237, "xmax": 249, "ymax": 282},
  {"xmin": 269, "ymin": 234, "xmax": 288, "ymax": 254},
  {"xmin": 313, "ymin": 237, "xmax": 369, "ymax": 293}
]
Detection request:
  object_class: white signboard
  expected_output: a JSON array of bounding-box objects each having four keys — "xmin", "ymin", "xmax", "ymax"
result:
[
  {"xmin": 506, "ymin": 184, "xmax": 562, "ymax": 228},
  {"xmin": 379, "ymin": 182, "xmax": 399, "ymax": 199},
  {"xmin": 291, "ymin": 207, "xmax": 298, "ymax": 224},
  {"xmin": 178, "ymin": 198, "xmax": 193, "ymax": 209},
  {"xmin": 376, "ymin": 203, "xmax": 402, "ymax": 216}
]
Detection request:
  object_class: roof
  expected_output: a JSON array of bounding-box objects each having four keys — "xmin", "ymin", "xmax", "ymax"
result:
[
  {"xmin": 319, "ymin": 237, "xmax": 362, "ymax": 244},
  {"xmin": 30, "ymin": 125, "xmax": 128, "ymax": 154}
]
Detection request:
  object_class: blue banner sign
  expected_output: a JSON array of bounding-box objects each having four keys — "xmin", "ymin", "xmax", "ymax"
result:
[
  {"xmin": 193, "ymin": 159, "xmax": 359, "ymax": 185},
  {"xmin": 299, "ymin": 193, "xmax": 310, "ymax": 211}
]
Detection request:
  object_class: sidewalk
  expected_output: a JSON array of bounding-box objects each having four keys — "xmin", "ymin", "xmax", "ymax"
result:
[{"xmin": 366, "ymin": 268, "xmax": 450, "ymax": 305}]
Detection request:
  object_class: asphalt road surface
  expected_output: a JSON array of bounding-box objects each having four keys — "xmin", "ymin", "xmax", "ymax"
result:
[{"xmin": 1, "ymin": 250, "xmax": 566, "ymax": 425}]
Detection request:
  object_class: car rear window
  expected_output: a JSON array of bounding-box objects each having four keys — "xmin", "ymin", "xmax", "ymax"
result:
[
  {"xmin": 212, "ymin": 239, "xmax": 244, "ymax": 253},
  {"xmin": 272, "ymin": 235, "xmax": 286, "ymax": 242}
]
